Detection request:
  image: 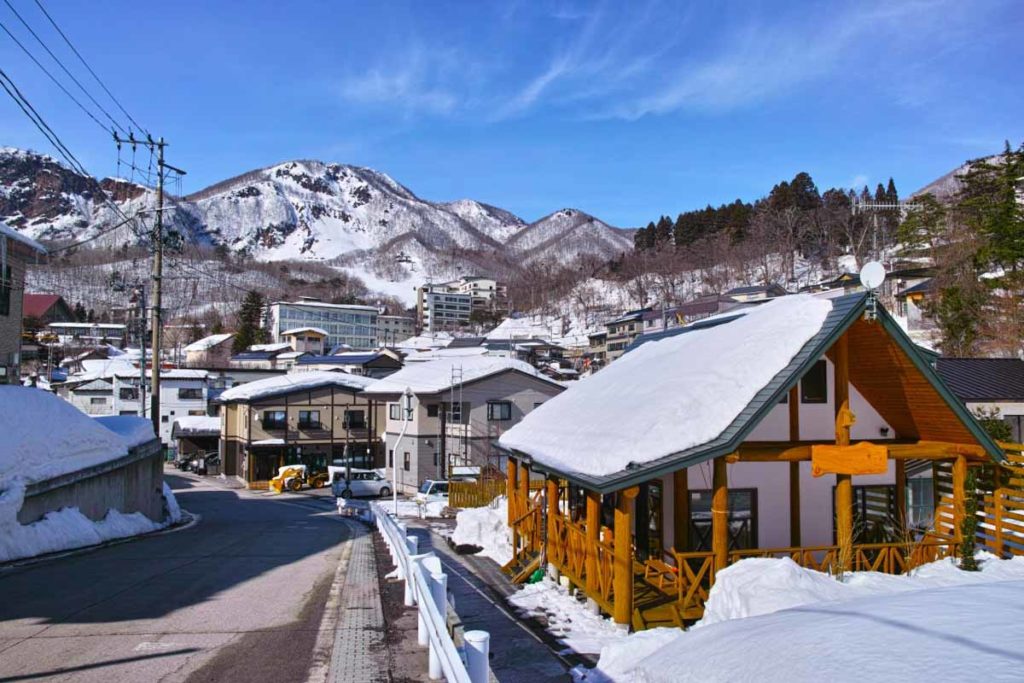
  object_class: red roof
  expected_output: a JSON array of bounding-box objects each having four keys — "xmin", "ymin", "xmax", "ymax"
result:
[{"xmin": 22, "ymin": 293, "xmax": 63, "ymax": 318}]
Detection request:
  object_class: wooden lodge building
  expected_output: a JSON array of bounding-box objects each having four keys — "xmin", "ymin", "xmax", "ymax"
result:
[
  {"xmin": 497, "ymin": 292, "xmax": 1014, "ymax": 630},
  {"xmin": 217, "ymin": 371, "xmax": 382, "ymax": 488}
]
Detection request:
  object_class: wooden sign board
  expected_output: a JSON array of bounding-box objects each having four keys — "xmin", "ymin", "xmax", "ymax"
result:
[{"xmin": 811, "ymin": 442, "xmax": 888, "ymax": 477}]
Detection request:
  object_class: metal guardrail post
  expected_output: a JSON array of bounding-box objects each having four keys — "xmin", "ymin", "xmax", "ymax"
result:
[
  {"xmin": 428, "ymin": 570, "xmax": 448, "ymax": 681},
  {"xmin": 464, "ymin": 631, "xmax": 490, "ymax": 683}
]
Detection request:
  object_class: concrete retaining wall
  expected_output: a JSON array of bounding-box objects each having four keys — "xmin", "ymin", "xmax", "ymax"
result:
[{"xmin": 17, "ymin": 440, "xmax": 165, "ymax": 525}]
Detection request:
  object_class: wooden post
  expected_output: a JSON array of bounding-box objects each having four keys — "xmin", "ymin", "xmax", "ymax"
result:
[
  {"xmin": 508, "ymin": 457, "xmax": 519, "ymax": 552},
  {"xmin": 788, "ymin": 385, "xmax": 801, "ymax": 547},
  {"xmin": 712, "ymin": 457, "xmax": 729, "ymax": 572},
  {"xmin": 895, "ymin": 459, "xmax": 907, "ymax": 529},
  {"xmin": 519, "ymin": 461, "xmax": 531, "ymax": 550},
  {"xmin": 585, "ymin": 490, "xmax": 600, "ymax": 595},
  {"xmin": 952, "ymin": 455, "xmax": 966, "ymax": 541},
  {"xmin": 673, "ymin": 468, "xmax": 689, "ymax": 552},
  {"xmin": 994, "ymin": 489, "xmax": 1005, "ymax": 558},
  {"xmin": 833, "ymin": 335, "xmax": 853, "ymax": 570},
  {"xmin": 613, "ymin": 487, "xmax": 638, "ymax": 626},
  {"xmin": 547, "ymin": 476, "xmax": 560, "ymax": 567}
]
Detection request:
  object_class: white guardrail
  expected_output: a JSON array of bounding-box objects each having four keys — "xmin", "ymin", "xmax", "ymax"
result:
[{"xmin": 367, "ymin": 502, "xmax": 490, "ymax": 683}]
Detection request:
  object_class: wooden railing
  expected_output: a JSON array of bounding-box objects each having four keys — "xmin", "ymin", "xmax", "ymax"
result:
[
  {"xmin": 978, "ymin": 445, "xmax": 1024, "ymax": 557},
  {"xmin": 594, "ymin": 539, "xmax": 615, "ymax": 610},
  {"xmin": 448, "ymin": 478, "xmax": 506, "ymax": 509},
  {"xmin": 667, "ymin": 551, "xmax": 717, "ymax": 617}
]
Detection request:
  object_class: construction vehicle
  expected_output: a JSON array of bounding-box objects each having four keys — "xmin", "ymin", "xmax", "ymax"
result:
[{"xmin": 269, "ymin": 464, "xmax": 330, "ymax": 493}]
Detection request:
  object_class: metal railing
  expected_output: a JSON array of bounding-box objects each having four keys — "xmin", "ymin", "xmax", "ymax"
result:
[{"xmin": 368, "ymin": 501, "xmax": 490, "ymax": 683}]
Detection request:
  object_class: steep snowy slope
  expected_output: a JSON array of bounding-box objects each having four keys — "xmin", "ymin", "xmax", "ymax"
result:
[
  {"xmin": 440, "ymin": 199, "xmax": 526, "ymax": 243},
  {"xmin": 507, "ymin": 208, "xmax": 634, "ymax": 265}
]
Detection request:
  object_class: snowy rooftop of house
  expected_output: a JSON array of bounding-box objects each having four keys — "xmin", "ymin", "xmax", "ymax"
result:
[
  {"xmin": 0, "ymin": 387, "xmax": 155, "ymax": 486},
  {"xmin": 183, "ymin": 333, "xmax": 233, "ymax": 353},
  {"xmin": 281, "ymin": 327, "xmax": 328, "ymax": 337},
  {"xmin": 171, "ymin": 415, "xmax": 220, "ymax": 438},
  {"xmin": 499, "ymin": 295, "xmax": 835, "ymax": 479},
  {"xmin": 48, "ymin": 322, "xmax": 127, "ymax": 330},
  {"xmin": 0, "ymin": 220, "xmax": 46, "ymax": 253},
  {"xmin": 248, "ymin": 342, "xmax": 292, "ymax": 353},
  {"xmin": 297, "ymin": 352, "xmax": 385, "ymax": 365},
  {"xmin": 275, "ymin": 351, "xmax": 308, "ymax": 360},
  {"xmin": 363, "ymin": 356, "xmax": 560, "ymax": 396},
  {"xmin": 404, "ymin": 347, "xmax": 489, "ymax": 362},
  {"xmin": 160, "ymin": 369, "xmax": 209, "ymax": 380},
  {"xmin": 217, "ymin": 370, "xmax": 375, "ymax": 402},
  {"xmin": 485, "ymin": 316, "xmax": 559, "ymax": 341},
  {"xmin": 93, "ymin": 415, "xmax": 157, "ymax": 449},
  {"xmin": 394, "ymin": 333, "xmax": 453, "ymax": 351}
]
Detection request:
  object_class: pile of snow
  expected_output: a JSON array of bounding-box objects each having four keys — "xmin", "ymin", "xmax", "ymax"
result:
[
  {"xmin": 218, "ymin": 370, "xmax": 374, "ymax": 402},
  {"xmin": 0, "ymin": 386, "xmax": 133, "ymax": 485},
  {"xmin": 182, "ymin": 333, "xmax": 233, "ymax": 353},
  {"xmin": 364, "ymin": 356, "xmax": 558, "ymax": 396},
  {"xmin": 499, "ymin": 295, "xmax": 833, "ymax": 477},
  {"xmin": 94, "ymin": 415, "xmax": 157, "ymax": 449},
  {"xmin": 574, "ymin": 554, "xmax": 1024, "ymax": 681},
  {"xmin": 509, "ymin": 578, "xmax": 628, "ymax": 655},
  {"xmin": 450, "ymin": 497, "xmax": 512, "ymax": 565},
  {"xmin": 386, "ymin": 498, "xmax": 447, "ymax": 519},
  {"xmin": 591, "ymin": 580, "xmax": 1024, "ymax": 682},
  {"xmin": 162, "ymin": 482, "xmax": 182, "ymax": 524}
]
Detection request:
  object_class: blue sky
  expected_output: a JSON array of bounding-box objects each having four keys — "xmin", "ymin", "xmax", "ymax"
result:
[{"xmin": 1, "ymin": 0, "xmax": 1021, "ymax": 226}]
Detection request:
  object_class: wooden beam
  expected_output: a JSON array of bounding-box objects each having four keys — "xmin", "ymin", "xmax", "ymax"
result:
[
  {"xmin": 735, "ymin": 441, "xmax": 990, "ymax": 463},
  {"xmin": 673, "ymin": 468, "xmax": 690, "ymax": 552},
  {"xmin": 519, "ymin": 461, "xmax": 531, "ymax": 551},
  {"xmin": 788, "ymin": 385, "xmax": 801, "ymax": 547},
  {"xmin": 585, "ymin": 490, "xmax": 600, "ymax": 595},
  {"xmin": 613, "ymin": 487, "xmax": 638, "ymax": 626},
  {"xmin": 834, "ymin": 334, "xmax": 853, "ymax": 571},
  {"xmin": 952, "ymin": 455, "xmax": 967, "ymax": 541},
  {"xmin": 895, "ymin": 459, "xmax": 907, "ymax": 528},
  {"xmin": 712, "ymin": 457, "xmax": 729, "ymax": 572},
  {"xmin": 508, "ymin": 456, "xmax": 519, "ymax": 551}
]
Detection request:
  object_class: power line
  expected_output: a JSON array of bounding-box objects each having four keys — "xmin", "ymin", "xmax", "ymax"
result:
[
  {"xmin": 0, "ymin": 18, "xmax": 109, "ymax": 133},
  {"xmin": 31, "ymin": 0, "xmax": 149, "ymax": 136},
  {"xmin": 2, "ymin": 0, "xmax": 127, "ymax": 134}
]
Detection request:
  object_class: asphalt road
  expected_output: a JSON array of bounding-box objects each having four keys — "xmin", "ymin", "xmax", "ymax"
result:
[{"xmin": 0, "ymin": 471, "xmax": 351, "ymax": 683}]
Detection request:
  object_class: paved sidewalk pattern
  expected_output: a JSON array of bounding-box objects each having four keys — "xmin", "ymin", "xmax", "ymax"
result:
[{"xmin": 330, "ymin": 523, "xmax": 389, "ymax": 683}]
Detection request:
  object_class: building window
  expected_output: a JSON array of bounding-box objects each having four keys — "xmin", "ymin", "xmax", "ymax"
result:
[
  {"xmin": 161, "ymin": 415, "xmax": 169, "ymax": 423},
  {"xmin": 0, "ymin": 264, "xmax": 10, "ymax": 316},
  {"xmin": 445, "ymin": 402, "xmax": 465, "ymax": 424},
  {"xmin": 389, "ymin": 403, "xmax": 410, "ymax": 421},
  {"xmin": 343, "ymin": 409, "xmax": 365, "ymax": 429},
  {"xmin": 688, "ymin": 488, "xmax": 757, "ymax": 552},
  {"xmin": 89, "ymin": 397, "xmax": 107, "ymax": 405},
  {"xmin": 262, "ymin": 410, "xmax": 286, "ymax": 430},
  {"xmin": 188, "ymin": 410, "xmax": 205, "ymax": 416},
  {"xmin": 298, "ymin": 410, "xmax": 321, "ymax": 429},
  {"xmin": 178, "ymin": 387, "xmax": 203, "ymax": 400},
  {"xmin": 427, "ymin": 404, "xmax": 439, "ymax": 418},
  {"xmin": 119, "ymin": 388, "xmax": 139, "ymax": 400},
  {"xmin": 487, "ymin": 401, "xmax": 512, "ymax": 421},
  {"xmin": 800, "ymin": 360, "xmax": 828, "ymax": 404},
  {"xmin": 403, "ymin": 452, "xmax": 410, "ymax": 471}
]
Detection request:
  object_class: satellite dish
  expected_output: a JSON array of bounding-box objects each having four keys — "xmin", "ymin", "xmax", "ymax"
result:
[{"xmin": 859, "ymin": 261, "xmax": 886, "ymax": 290}]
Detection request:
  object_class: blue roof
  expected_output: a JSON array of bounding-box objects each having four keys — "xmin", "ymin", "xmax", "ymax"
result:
[
  {"xmin": 231, "ymin": 351, "xmax": 276, "ymax": 361},
  {"xmin": 298, "ymin": 353, "xmax": 382, "ymax": 365}
]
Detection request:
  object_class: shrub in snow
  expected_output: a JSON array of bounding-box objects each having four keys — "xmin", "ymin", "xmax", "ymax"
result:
[{"xmin": 959, "ymin": 467, "xmax": 980, "ymax": 571}]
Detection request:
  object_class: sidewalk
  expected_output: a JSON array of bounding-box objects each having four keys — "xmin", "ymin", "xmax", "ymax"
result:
[{"xmin": 405, "ymin": 523, "xmax": 573, "ymax": 682}]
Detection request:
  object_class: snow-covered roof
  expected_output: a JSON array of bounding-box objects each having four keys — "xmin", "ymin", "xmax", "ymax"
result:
[
  {"xmin": 160, "ymin": 369, "xmax": 209, "ymax": 380},
  {"xmin": 218, "ymin": 370, "xmax": 375, "ymax": 402},
  {"xmin": 363, "ymin": 356, "xmax": 561, "ymax": 396},
  {"xmin": 276, "ymin": 351, "xmax": 308, "ymax": 360},
  {"xmin": 0, "ymin": 387, "xmax": 154, "ymax": 486},
  {"xmin": 93, "ymin": 415, "xmax": 157, "ymax": 449},
  {"xmin": 499, "ymin": 295, "xmax": 834, "ymax": 479},
  {"xmin": 171, "ymin": 415, "xmax": 220, "ymax": 437},
  {"xmin": 0, "ymin": 221, "xmax": 46, "ymax": 253},
  {"xmin": 48, "ymin": 322, "xmax": 127, "ymax": 329},
  {"xmin": 404, "ymin": 347, "xmax": 489, "ymax": 362},
  {"xmin": 183, "ymin": 333, "xmax": 234, "ymax": 353},
  {"xmin": 395, "ymin": 333, "xmax": 453, "ymax": 351},
  {"xmin": 248, "ymin": 342, "xmax": 292, "ymax": 353},
  {"xmin": 281, "ymin": 326, "xmax": 328, "ymax": 337}
]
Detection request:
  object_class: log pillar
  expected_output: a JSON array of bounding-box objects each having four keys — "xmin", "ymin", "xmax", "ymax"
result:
[
  {"xmin": 546, "ymin": 476, "xmax": 560, "ymax": 566},
  {"xmin": 519, "ymin": 461, "xmax": 531, "ymax": 550},
  {"xmin": 585, "ymin": 490, "xmax": 600, "ymax": 595},
  {"xmin": 612, "ymin": 487, "xmax": 639, "ymax": 627},
  {"xmin": 508, "ymin": 457, "xmax": 519, "ymax": 551},
  {"xmin": 833, "ymin": 334, "xmax": 853, "ymax": 570},
  {"xmin": 673, "ymin": 468, "xmax": 689, "ymax": 552},
  {"xmin": 952, "ymin": 455, "xmax": 967, "ymax": 541},
  {"xmin": 788, "ymin": 385, "xmax": 801, "ymax": 547},
  {"xmin": 712, "ymin": 457, "xmax": 729, "ymax": 572},
  {"xmin": 895, "ymin": 459, "xmax": 907, "ymax": 528}
]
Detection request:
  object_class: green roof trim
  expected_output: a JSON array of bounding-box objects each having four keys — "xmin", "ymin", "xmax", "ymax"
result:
[{"xmin": 506, "ymin": 292, "xmax": 1003, "ymax": 494}]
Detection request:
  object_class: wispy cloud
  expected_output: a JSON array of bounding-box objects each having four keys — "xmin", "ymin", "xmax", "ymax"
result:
[{"xmin": 337, "ymin": 46, "xmax": 461, "ymax": 116}]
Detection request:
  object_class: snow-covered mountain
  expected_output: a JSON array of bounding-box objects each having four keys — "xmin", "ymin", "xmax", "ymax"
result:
[{"xmin": 0, "ymin": 149, "xmax": 631, "ymax": 270}]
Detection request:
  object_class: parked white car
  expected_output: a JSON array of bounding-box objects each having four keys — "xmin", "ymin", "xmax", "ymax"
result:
[
  {"xmin": 331, "ymin": 468, "xmax": 392, "ymax": 499},
  {"xmin": 414, "ymin": 479, "xmax": 450, "ymax": 504}
]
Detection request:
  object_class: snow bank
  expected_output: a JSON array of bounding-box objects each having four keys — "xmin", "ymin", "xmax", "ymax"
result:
[
  {"xmin": 499, "ymin": 295, "xmax": 833, "ymax": 477},
  {"xmin": 509, "ymin": 578, "xmax": 629, "ymax": 654},
  {"xmin": 218, "ymin": 370, "xmax": 374, "ymax": 402},
  {"xmin": 163, "ymin": 482, "xmax": 182, "ymax": 524},
  {"xmin": 94, "ymin": 415, "xmax": 157, "ymax": 449},
  {"xmin": 0, "ymin": 386, "xmax": 130, "ymax": 485},
  {"xmin": 450, "ymin": 497, "xmax": 512, "ymax": 565},
  {"xmin": 628, "ymin": 581, "xmax": 1024, "ymax": 682},
  {"xmin": 388, "ymin": 499, "xmax": 447, "ymax": 519}
]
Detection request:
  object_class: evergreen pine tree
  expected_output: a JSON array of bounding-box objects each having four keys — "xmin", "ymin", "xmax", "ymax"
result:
[
  {"xmin": 233, "ymin": 290, "xmax": 268, "ymax": 352},
  {"xmin": 885, "ymin": 177, "xmax": 898, "ymax": 204},
  {"xmin": 959, "ymin": 467, "xmax": 980, "ymax": 571},
  {"xmin": 655, "ymin": 215, "xmax": 673, "ymax": 247},
  {"xmin": 673, "ymin": 213, "xmax": 687, "ymax": 246},
  {"xmin": 644, "ymin": 223, "xmax": 656, "ymax": 249},
  {"xmin": 73, "ymin": 302, "xmax": 86, "ymax": 322}
]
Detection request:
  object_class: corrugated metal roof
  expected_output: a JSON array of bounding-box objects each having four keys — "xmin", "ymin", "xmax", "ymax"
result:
[
  {"xmin": 297, "ymin": 353, "xmax": 382, "ymax": 365},
  {"xmin": 936, "ymin": 358, "xmax": 1024, "ymax": 401}
]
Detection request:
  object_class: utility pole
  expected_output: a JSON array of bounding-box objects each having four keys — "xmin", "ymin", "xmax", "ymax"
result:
[{"xmin": 113, "ymin": 133, "xmax": 185, "ymax": 437}]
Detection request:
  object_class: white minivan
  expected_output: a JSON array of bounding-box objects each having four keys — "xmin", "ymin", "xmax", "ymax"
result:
[{"xmin": 331, "ymin": 468, "xmax": 392, "ymax": 498}]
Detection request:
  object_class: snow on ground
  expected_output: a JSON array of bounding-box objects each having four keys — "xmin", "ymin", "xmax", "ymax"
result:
[
  {"xmin": 499, "ymin": 295, "xmax": 833, "ymax": 477},
  {"xmin": 450, "ymin": 497, "xmax": 512, "ymax": 565},
  {"xmin": 573, "ymin": 555, "xmax": 1024, "ymax": 682},
  {"xmin": 218, "ymin": 370, "xmax": 374, "ymax": 402},
  {"xmin": 369, "ymin": 498, "xmax": 447, "ymax": 519},
  {"xmin": 602, "ymin": 581, "xmax": 1024, "ymax": 682},
  {"xmin": 510, "ymin": 578, "xmax": 629, "ymax": 655}
]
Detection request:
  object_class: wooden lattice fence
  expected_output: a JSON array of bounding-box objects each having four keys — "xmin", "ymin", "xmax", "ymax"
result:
[{"xmin": 977, "ymin": 446, "xmax": 1024, "ymax": 557}]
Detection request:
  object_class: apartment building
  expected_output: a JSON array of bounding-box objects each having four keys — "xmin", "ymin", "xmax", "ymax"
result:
[{"xmin": 268, "ymin": 297, "xmax": 378, "ymax": 350}]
